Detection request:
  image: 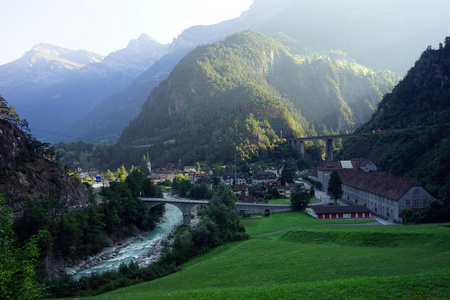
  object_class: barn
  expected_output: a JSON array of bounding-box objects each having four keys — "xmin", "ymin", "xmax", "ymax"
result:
[{"xmin": 306, "ymin": 205, "xmax": 371, "ymax": 220}]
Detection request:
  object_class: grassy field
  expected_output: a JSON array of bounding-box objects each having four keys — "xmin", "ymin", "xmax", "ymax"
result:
[
  {"xmin": 240, "ymin": 211, "xmax": 374, "ymax": 235},
  {"xmin": 68, "ymin": 212, "xmax": 450, "ymax": 299}
]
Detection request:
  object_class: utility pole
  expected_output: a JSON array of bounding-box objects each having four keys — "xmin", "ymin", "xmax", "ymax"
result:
[{"xmin": 234, "ymin": 150, "xmax": 237, "ymax": 185}]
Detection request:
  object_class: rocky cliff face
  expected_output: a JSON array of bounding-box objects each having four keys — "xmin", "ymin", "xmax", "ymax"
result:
[{"xmin": 0, "ymin": 119, "xmax": 90, "ymax": 215}]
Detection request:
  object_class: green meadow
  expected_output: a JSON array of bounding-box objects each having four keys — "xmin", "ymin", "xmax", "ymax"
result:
[{"xmin": 71, "ymin": 212, "xmax": 450, "ymax": 299}]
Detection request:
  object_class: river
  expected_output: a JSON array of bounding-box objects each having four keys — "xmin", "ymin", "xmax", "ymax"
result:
[{"xmin": 73, "ymin": 202, "xmax": 182, "ymax": 279}]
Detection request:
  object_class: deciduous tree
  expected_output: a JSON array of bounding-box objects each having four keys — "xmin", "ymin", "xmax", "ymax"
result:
[
  {"xmin": 0, "ymin": 196, "xmax": 44, "ymax": 299},
  {"xmin": 291, "ymin": 190, "xmax": 310, "ymax": 210}
]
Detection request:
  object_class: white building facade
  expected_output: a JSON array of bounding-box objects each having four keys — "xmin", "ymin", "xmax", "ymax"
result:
[{"xmin": 340, "ymin": 169, "xmax": 434, "ymax": 223}]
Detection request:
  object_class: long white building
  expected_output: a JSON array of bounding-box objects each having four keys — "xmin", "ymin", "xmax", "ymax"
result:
[
  {"xmin": 339, "ymin": 169, "xmax": 434, "ymax": 223},
  {"xmin": 312, "ymin": 159, "xmax": 435, "ymax": 223}
]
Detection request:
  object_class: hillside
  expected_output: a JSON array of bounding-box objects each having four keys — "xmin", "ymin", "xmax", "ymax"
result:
[
  {"xmin": 117, "ymin": 31, "xmax": 399, "ymax": 165},
  {"xmin": 337, "ymin": 37, "xmax": 450, "ymax": 199},
  {"xmin": 0, "ymin": 115, "xmax": 89, "ymax": 215},
  {"xmin": 74, "ymin": 213, "xmax": 450, "ymax": 299}
]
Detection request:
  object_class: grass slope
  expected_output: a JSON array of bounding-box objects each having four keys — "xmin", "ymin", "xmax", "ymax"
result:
[
  {"xmin": 241, "ymin": 211, "xmax": 373, "ymax": 235},
  {"xmin": 71, "ymin": 212, "xmax": 450, "ymax": 300}
]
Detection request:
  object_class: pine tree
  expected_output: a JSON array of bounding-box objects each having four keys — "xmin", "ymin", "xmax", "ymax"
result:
[
  {"xmin": 0, "ymin": 95, "xmax": 9, "ymax": 119},
  {"xmin": 327, "ymin": 170, "xmax": 343, "ymax": 205}
]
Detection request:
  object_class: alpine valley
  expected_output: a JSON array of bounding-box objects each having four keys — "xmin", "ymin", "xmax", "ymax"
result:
[
  {"xmin": 1, "ymin": 1, "xmax": 450, "ymax": 298},
  {"xmin": 2, "ymin": 0, "xmax": 449, "ymax": 144},
  {"xmin": 117, "ymin": 30, "xmax": 400, "ymax": 165}
]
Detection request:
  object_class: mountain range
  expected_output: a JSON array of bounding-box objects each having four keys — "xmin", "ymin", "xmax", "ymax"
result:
[
  {"xmin": 0, "ymin": 34, "xmax": 168, "ymax": 141},
  {"xmin": 116, "ymin": 31, "xmax": 400, "ymax": 165},
  {"xmin": 1, "ymin": 0, "xmax": 449, "ymax": 143}
]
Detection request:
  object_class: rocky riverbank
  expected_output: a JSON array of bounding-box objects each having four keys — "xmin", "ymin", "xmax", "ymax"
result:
[
  {"xmin": 69, "ymin": 203, "xmax": 182, "ymax": 279},
  {"xmin": 64, "ymin": 232, "xmax": 165, "ymax": 277}
]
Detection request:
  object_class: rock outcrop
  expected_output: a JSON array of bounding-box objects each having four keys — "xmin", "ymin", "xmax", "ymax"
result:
[{"xmin": 0, "ymin": 119, "xmax": 90, "ymax": 215}]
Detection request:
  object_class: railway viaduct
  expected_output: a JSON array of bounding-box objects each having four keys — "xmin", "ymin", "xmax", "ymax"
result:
[{"xmin": 286, "ymin": 133, "xmax": 361, "ymax": 160}]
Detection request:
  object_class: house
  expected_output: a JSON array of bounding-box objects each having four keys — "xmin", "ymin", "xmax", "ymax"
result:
[
  {"xmin": 248, "ymin": 186, "xmax": 267, "ymax": 201},
  {"xmin": 150, "ymin": 169, "xmax": 182, "ymax": 182},
  {"xmin": 196, "ymin": 176, "xmax": 213, "ymax": 189},
  {"xmin": 183, "ymin": 166, "xmax": 196, "ymax": 172},
  {"xmin": 239, "ymin": 195, "xmax": 255, "ymax": 203},
  {"xmin": 264, "ymin": 166, "xmax": 279, "ymax": 176},
  {"xmin": 351, "ymin": 158, "xmax": 378, "ymax": 172},
  {"xmin": 79, "ymin": 168, "xmax": 101, "ymax": 179},
  {"xmin": 222, "ymin": 172, "xmax": 246, "ymax": 186},
  {"xmin": 339, "ymin": 169, "xmax": 435, "ymax": 223},
  {"xmin": 306, "ymin": 205, "xmax": 371, "ymax": 220},
  {"xmin": 274, "ymin": 186, "xmax": 292, "ymax": 198},
  {"xmin": 267, "ymin": 180, "xmax": 282, "ymax": 187},
  {"xmin": 189, "ymin": 171, "xmax": 208, "ymax": 183},
  {"xmin": 252, "ymin": 172, "xmax": 277, "ymax": 184},
  {"xmin": 233, "ymin": 184, "xmax": 248, "ymax": 196}
]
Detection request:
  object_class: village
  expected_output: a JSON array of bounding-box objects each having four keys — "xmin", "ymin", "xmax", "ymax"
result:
[{"xmin": 77, "ymin": 154, "xmax": 435, "ymax": 224}]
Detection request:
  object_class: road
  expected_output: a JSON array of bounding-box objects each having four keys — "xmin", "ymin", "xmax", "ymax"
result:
[{"xmin": 296, "ymin": 180, "xmax": 342, "ymax": 206}]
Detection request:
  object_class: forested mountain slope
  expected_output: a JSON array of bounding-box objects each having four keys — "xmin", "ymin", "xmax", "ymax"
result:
[
  {"xmin": 337, "ymin": 37, "xmax": 450, "ymax": 199},
  {"xmin": 118, "ymin": 31, "xmax": 399, "ymax": 165},
  {"xmin": 67, "ymin": 0, "xmax": 447, "ymax": 142}
]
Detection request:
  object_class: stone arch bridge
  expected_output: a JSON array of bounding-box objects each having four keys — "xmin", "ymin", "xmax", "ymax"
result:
[{"xmin": 139, "ymin": 197, "xmax": 294, "ymax": 225}]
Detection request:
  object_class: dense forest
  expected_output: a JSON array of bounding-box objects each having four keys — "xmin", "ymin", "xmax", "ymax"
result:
[
  {"xmin": 337, "ymin": 37, "xmax": 450, "ymax": 200},
  {"xmin": 117, "ymin": 31, "xmax": 400, "ymax": 167}
]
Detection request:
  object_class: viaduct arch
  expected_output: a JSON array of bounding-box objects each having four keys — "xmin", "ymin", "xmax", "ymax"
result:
[
  {"xmin": 141, "ymin": 198, "xmax": 209, "ymax": 225},
  {"xmin": 140, "ymin": 198, "xmax": 294, "ymax": 225}
]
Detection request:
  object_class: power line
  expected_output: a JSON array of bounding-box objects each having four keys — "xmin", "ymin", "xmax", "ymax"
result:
[{"xmin": 29, "ymin": 127, "xmax": 98, "ymax": 143}]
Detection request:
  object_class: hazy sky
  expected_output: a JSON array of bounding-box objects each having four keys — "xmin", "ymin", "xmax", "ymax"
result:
[{"xmin": 0, "ymin": 0, "xmax": 253, "ymax": 65}]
